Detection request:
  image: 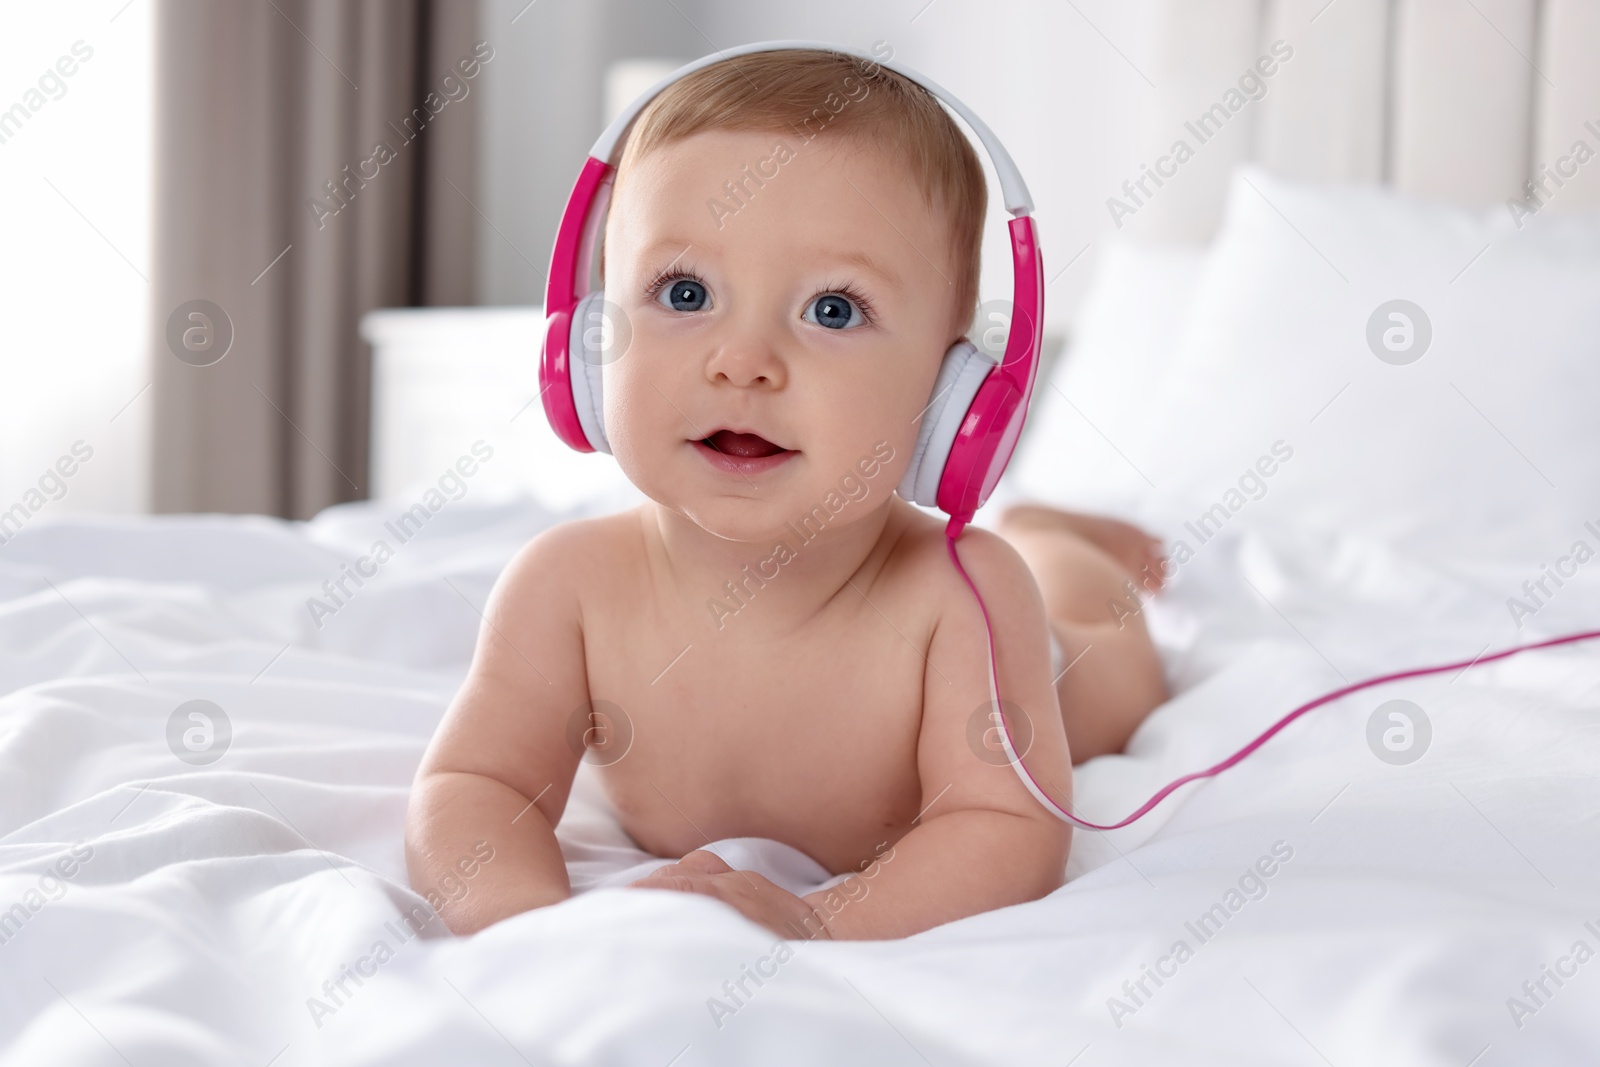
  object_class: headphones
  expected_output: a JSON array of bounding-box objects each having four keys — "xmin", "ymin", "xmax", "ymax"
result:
[{"xmin": 539, "ymin": 39, "xmax": 1044, "ymax": 536}]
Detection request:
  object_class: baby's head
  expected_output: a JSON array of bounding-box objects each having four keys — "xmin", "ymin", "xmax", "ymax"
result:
[{"xmin": 597, "ymin": 46, "xmax": 988, "ymax": 543}]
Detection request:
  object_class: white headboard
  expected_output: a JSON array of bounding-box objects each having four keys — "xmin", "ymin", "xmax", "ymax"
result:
[{"xmin": 1126, "ymin": 0, "xmax": 1600, "ymax": 241}]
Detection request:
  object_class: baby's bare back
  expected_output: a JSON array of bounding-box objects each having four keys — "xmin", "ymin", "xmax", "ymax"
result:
[{"xmin": 572, "ymin": 505, "xmax": 934, "ymax": 875}]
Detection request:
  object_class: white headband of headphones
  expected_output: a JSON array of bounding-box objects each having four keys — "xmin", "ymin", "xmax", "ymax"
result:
[{"xmin": 587, "ymin": 38, "xmax": 1035, "ymax": 217}]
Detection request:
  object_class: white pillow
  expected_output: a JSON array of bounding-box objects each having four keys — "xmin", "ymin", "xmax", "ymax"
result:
[
  {"xmin": 998, "ymin": 240, "xmax": 1207, "ymax": 517},
  {"xmin": 1032, "ymin": 166, "xmax": 1600, "ymax": 567}
]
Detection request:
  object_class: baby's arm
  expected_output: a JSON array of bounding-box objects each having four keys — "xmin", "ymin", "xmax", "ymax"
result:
[
  {"xmin": 800, "ymin": 529, "xmax": 1074, "ymax": 939},
  {"xmin": 404, "ymin": 526, "xmax": 591, "ymax": 935}
]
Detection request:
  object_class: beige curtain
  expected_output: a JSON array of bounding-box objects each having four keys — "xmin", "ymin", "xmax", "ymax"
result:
[{"xmin": 150, "ymin": 0, "xmax": 480, "ymax": 519}]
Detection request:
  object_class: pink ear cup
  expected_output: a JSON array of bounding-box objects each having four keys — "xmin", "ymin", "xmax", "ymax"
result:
[
  {"xmin": 541, "ymin": 157, "xmax": 614, "ymax": 453},
  {"xmin": 895, "ymin": 340, "xmax": 995, "ymax": 506},
  {"xmin": 935, "ymin": 215, "xmax": 1044, "ymax": 528}
]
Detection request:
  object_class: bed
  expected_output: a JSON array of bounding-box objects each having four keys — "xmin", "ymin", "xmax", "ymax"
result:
[
  {"xmin": 6, "ymin": 2, "xmax": 1600, "ymax": 1065},
  {"xmin": 6, "ymin": 169, "xmax": 1598, "ymax": 1064}
]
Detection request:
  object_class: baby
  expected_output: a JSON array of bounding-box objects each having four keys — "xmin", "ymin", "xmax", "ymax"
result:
[{"xmin": 405, "ymin": 48, "xmax": 1167, "ymax": 941}]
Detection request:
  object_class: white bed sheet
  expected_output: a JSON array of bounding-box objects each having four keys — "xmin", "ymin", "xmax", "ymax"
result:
[{"xmin": 2, "ymin": 492, "xmax": 1598, "ymax": 1066}]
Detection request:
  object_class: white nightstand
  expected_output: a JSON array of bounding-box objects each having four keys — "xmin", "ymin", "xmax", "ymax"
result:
[{"xmin": 360, "ymin": 306, "xmax": 638, "ymax": 510}]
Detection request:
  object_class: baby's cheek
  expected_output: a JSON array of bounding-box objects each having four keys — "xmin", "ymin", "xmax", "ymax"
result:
[{"xmin": 603, "ymin": 372, "xmax": 675, "ymax": 471}]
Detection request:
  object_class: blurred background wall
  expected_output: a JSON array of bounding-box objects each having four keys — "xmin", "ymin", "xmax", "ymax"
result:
[
  {"xmin": 2, "ymin": 0, "xmax": 1151, "ymax": 521},
  {"xmin": 6, "ymin": 0, "xmax": 1590, "ymax": 520}
]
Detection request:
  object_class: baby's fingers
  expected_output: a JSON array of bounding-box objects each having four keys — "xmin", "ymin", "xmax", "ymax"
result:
[
  {"xmin": 628, "ymin": 849, "xmax": 734, "ymax": 891},
  {"xmin": 628, "ymin": 866, "xmax": 715, "ymax": 895},
  {"xmin": 676, "ymin": 849, "xmax": 734, "ymax": 875}
]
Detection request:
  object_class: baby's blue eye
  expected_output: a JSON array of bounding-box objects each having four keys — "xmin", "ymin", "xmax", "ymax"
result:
[
  {"xmin": 805, "ymin": 293, "xmax": 864, "ymax": 330},
  {"xmin": 657, "ymin": 278, "xmax": 708, "ymax": 312}
]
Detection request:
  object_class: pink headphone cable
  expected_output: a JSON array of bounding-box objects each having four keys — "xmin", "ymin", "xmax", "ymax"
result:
[{"xmin": 944, "ymin": 520, "xmax": 1600, "ymax": 832}]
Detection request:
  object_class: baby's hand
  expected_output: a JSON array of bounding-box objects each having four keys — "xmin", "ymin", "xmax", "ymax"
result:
[{"xmin": 628, "ymin": 850, "xmax": 830, "ymax": 941}]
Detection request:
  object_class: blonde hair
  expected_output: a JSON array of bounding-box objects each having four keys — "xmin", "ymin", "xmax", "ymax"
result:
[{"xmin": 607, "ymin": 47, "xmax": 986, "ymax": 340}]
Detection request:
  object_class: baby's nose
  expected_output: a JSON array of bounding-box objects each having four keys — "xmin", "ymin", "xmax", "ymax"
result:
[{"xmin": 702, "ymin": 329, "xmax": 786, "ymax": 388}]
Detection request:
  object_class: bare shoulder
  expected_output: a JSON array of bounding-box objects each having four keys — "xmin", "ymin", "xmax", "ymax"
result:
[
  {"xmin": 416, "ymin": 508, "xmax": 646, "ymax": 806},
  {"xmin": 504, "ymin": 506, "xmax": 637, "ymax": 571},
  {"xmin": 461, "ymin": 506, "xmax": 646, "ymax": 702},
  {"xmin": 492, "ymin": 506, "xmax": 644, "ymax": 618},
  {"xmin": 881, "ymin": 503, "xmax": 1048, "ymax": 623}
]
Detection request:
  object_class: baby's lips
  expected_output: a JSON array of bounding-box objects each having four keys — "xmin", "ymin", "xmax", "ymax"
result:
[{"xmin": 701, "ymin": 428, "xmax": 791, "ymax": 458}]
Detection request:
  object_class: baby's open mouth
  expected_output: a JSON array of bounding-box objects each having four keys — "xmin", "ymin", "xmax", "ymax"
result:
[{"xmin": 701, "ymin": 428, "xmax": 791, "ymax": 459}]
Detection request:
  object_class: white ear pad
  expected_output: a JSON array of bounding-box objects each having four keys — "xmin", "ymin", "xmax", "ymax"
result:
[
  {"xmin": 896, "ymin": 340, "xmax": 997, "ymax": 506},
  {"xmin": 566, "ymin": 290, "xmax": 612, "ymax": 455}
]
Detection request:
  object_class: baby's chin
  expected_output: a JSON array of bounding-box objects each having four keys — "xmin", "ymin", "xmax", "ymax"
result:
[
  {"xmin": 640, "ymin": 488, "xmax": 829, "ymax": 548},
  {"xmin": 676, "ymin": 488, "xmax": 897, "ymax": 552},
  {"xmin": 667, "ymin": 496, "xmax": 821, "ymax": 547}
]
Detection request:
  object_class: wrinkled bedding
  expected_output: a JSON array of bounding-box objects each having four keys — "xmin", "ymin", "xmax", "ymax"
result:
[{"xmin": 2, "ymin": 491, "xmax": 1597, "ymax": 1065}]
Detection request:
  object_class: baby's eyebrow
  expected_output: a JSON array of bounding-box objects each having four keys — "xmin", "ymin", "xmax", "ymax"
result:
[
  {"xmin": 822, "ymin": 248, "xmax": 903, "ymax": 289},
  {"xmin": 636, "ymin": 239, "xmax": 902, "ymax": 290}
]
